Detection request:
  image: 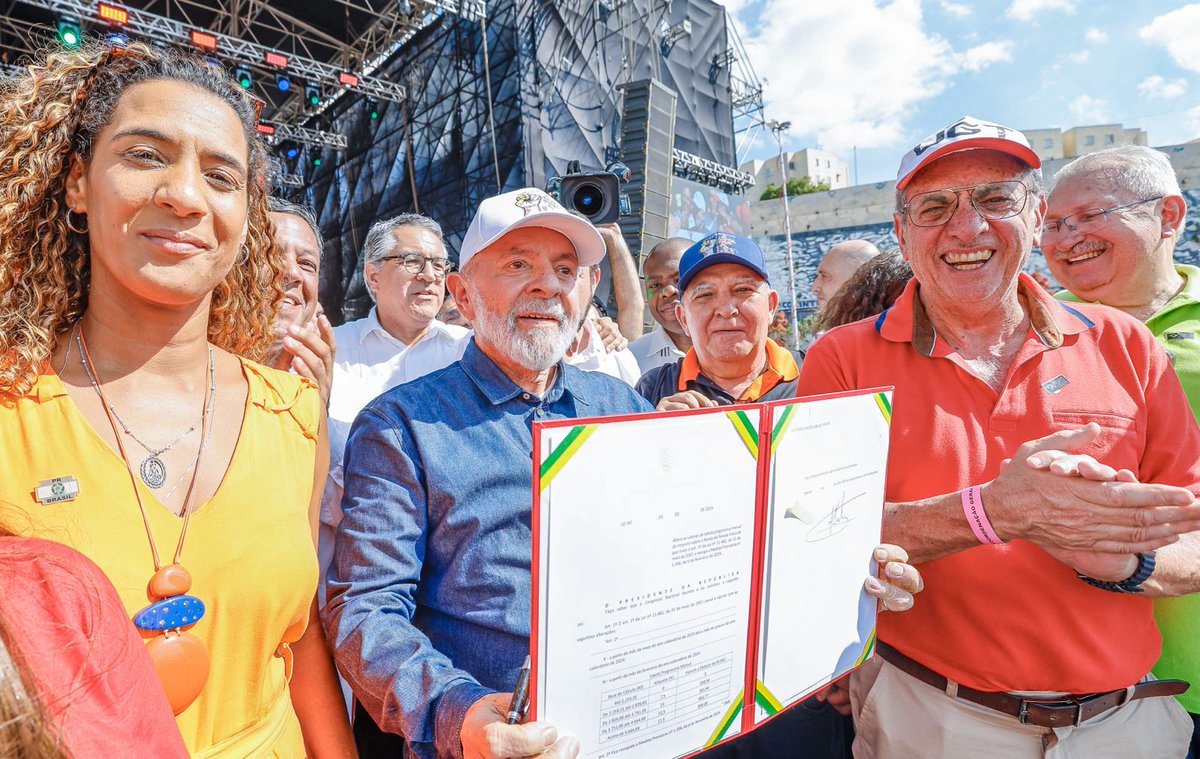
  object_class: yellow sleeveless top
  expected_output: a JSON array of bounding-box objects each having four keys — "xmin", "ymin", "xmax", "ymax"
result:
[{"xmin": 0, "ymin": 358, "xmax": 320, "ymax": 757}]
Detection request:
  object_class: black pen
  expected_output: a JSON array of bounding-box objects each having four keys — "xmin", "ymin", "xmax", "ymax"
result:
[{"xmin": 507, "ymin": 655, "xmax": 532, "ymax": 724}]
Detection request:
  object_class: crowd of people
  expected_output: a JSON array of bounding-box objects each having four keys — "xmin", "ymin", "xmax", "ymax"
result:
[{"xmin": 0, "ymin": 41, "xmax": 1197, "ymax": 759}]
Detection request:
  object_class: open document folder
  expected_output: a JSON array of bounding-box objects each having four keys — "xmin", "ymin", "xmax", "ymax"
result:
[{"xmin": 530, "ymin": 387, "xmax": 893, "ymax": 759}]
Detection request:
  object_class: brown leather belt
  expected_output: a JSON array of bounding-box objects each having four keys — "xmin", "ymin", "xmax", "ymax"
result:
[{"xmin": 876, "ymin": 641, "xmax": 1189, "ymax": 729}]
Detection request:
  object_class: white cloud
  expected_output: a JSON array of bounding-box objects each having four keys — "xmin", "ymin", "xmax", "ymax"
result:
[
  {"xmin": 957, "ymin": 41, "xmax": 1015, "ymax": 71},
  {"xmin": 1006, "ymin": 0, "xmax": 1076, "ymax": 22},
  {"xmin": 716, "ymin": 0, "xmax": 754, "ymax": 14},
  {"xmin": 1067, "ymin": 94, "xmax": 1110, "ymax": 123},
  {"xmin": 1084, "ymin": 28, "xmax": 1108, "ymax": 44},
  {"xmin": 1138, "ymin": 75, "xmax": 1188, "ymax": 99},
  {"xmin": 940, "ymin": 0, "xmax": 971, "ymax": 18},
  {"xmin": 1140, "ymin": 5, "xmax": 1200, "ymax": 74},
  {"xmin": 1067, "ymin": 50, "xmax": 1090, "ymax": 64},
  {"xmin": 733, "ymin": 0, "xmax": 1015, "ymax": 154},
  {"xmin": 1189, "ymin": 104, "xmax": 1200, "ymax": 136}
]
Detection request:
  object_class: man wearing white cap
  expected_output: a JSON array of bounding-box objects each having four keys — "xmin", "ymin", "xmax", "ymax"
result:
[
  {"xmin": 798, "ymin": 116, "xmax": 1200, "ymax": 756},
  {"xmin": 322, "ymin": 188, "xmax": 654, "ymax": 759}
]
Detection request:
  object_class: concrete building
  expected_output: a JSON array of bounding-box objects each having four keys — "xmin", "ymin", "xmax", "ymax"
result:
[
  {"xmin": 1021, "ymin": 123, "xmax": 1148, "ymax": 162},
  {"xmin": 740, "ymin": 148, "xmax": 850, "ymax": 194},
  {"xmin": 1024, "ymin": 128, "xmax": 1065, "ymax": 163}
]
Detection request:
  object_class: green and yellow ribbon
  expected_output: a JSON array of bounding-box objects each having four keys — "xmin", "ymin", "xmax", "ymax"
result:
[
  {"xmin": 873, "ymin": 392, "xmax": 892, "ymax": 425},
  {"xmin": 538, "ymin": 424, "xmax": 599, "ymax": 491},
  {"xmin": 727, "ymin": 410, "xmax": 759, "ymax": 458}
]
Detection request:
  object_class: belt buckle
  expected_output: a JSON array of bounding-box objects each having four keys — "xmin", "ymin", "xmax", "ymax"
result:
[
  {"xmin": 1017, "ymin": 697, "xmax": 1084, "ymax": 727},
  {"xmin": 1068, "ymin": 696, "xmax": 1085, "ymax": 728}
]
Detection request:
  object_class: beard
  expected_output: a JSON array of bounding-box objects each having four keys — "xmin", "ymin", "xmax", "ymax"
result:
[{"xmin": 470, "ymin": 295, "xmax": 582, "ymax": 372}]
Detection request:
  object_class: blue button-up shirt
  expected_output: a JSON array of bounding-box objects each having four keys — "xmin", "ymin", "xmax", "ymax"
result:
[{"xmin": 322, "ymin": 339, "xmax": 652, "ymax": 759}]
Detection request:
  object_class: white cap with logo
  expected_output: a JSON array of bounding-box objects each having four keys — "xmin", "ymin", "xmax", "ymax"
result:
[
  {"xmin": 458, "ymin": 188, "xmax": 606, "ymax": 270},
  {"xmin": 896, "ymin": 116, "xmax": 1041, "ymax": 190}
]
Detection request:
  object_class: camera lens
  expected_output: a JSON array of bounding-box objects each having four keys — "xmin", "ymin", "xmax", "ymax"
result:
[{"xmin": 572, "ymin": 184, "xmax": 604, "ymax": 215}]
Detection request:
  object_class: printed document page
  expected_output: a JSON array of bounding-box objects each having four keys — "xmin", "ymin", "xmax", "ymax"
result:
[
  {"xmin": 754, "ymin": 391, "xmax": 891, "ymax": 721},
  {"xmin": 533, "ymin": 409, "xmax": 761, "ymax": 759}
]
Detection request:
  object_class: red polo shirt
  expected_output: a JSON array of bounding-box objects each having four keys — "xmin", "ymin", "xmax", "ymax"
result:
[{"xmin": 799, "ymin": 273, "xmax": 1200, "ymax": 694}]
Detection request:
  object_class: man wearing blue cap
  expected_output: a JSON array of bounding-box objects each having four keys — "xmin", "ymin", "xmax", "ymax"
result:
[{"xmin": 636, "ymin": 232, "xmax": 803, "ymax": 408}]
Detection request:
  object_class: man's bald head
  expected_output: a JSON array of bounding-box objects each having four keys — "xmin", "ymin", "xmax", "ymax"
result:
[
  {"xmin": 645, "ymin": 238, "xmax": 691, "ymax": 270},
  {"xmin": 812, "ymin": 240, "xmax": 882, "ymax": 309}
]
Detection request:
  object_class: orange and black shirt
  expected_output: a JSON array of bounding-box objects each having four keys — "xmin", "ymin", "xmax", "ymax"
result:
[{"xmin": 634, "ymin": 339, "xmax": 803, "ymax": 406}]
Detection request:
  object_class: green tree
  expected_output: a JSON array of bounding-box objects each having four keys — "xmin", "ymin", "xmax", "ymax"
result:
[{"xmin": 759, "ymin": 176, "xmax": 832, "ymax": 201}]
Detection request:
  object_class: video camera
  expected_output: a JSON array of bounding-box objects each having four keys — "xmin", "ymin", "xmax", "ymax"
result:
[{"xmin": 549, "ymin": 160, "xmax": 632, "ymax": 225}]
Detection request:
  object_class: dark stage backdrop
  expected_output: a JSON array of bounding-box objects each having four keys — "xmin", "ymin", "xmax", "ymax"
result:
[{"xmin": 292, "ymin": 0, "xmax": 736, "ymax": 323}]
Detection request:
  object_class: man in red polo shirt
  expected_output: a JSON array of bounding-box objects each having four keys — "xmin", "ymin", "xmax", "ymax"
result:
[
  {"xmin": 799, "ymin": 115, "xmax": 1200, "ymax": 757},
  {"xmin": 636, "ymin": 232, "xmax": 803, "ymax": 409}
]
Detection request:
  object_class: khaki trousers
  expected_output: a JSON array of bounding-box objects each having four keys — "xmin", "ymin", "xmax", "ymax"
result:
[{"xmin": 849, "ymin": 657, "xmax": 1192, "ymax": 758}]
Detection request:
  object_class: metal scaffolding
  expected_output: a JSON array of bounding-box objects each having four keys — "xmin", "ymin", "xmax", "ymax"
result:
[
  {"xmin": 283, "ymin": 0, "xmax": 743, "ymax": 322},
  {"xmin": 0, "ymin": 0, "xmax": 761, "ymax": 325},
  {"xmin": 1, "ymin": 0, "xmax": 485, "ymax": 121}
]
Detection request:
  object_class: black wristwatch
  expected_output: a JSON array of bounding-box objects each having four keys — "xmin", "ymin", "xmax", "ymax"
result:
[{"xmin": 1076, "ymin": 551, "xmax": 1156, "ymax": 594}]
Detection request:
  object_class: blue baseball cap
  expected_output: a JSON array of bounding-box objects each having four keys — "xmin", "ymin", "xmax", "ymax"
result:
[{"xmin": 677, "ymin": 233, "xmax": 770, "ymax": 294}]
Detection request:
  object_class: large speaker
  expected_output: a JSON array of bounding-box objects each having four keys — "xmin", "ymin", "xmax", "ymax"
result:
[{"xmin": 618, "ymin": 79, "xmax": 677, "ymax": 265}]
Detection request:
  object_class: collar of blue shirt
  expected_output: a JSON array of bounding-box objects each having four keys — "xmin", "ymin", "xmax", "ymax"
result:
[{"xmin": 460, "ymin": 338, "xmax": 593, "ymax": 409}]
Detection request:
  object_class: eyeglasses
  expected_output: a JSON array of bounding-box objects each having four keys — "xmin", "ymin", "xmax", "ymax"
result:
[
  {"xmin": 1040, "ymin": 196, "xmax": 1163, "ymax": 239},
  {"xmin": 902, "ymin": 180, "xmax": 1032, "ymax": 228},
  {"xmin": 378, "ymin": 253, "xmax": 452, "ymax": 276}
]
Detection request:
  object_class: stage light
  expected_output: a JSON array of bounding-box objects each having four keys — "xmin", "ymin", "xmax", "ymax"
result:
[
  {"xmin": 97, "ymin": 2, "xmax": 129, "ymax": 25},
  {"xmin": 255, "ymin": 123, "xmax": 276, "ymax": 135},
  {"xmin": 313, "ymin": 157, "xmax": 323, "ymax": 167},
  {"xmin": 105, "ymin": 31, "xmax": 128, "ymax": 48},
  {"xmin": 338, "ymin": 72, "xmax": 359, "ymax": 87},
  {"xmin": 264, "ymin": 51, "xmax": 288, "ymax": 68},
  {"xmin": 367, "ymin": 98, "xmax": 379, "ymax": 120},
  {"xmin": 285, "ymin": 145, "xmax": 300, "ymax": 160},
  {"xmin": 305, "ymin": 82, "xmax": 321, "ymax": 108},
  {"xmin": 275, "ymin": 72, "xmax": 291, "ymax": 93},
  {"xmin": 235, "ymin": 65, "xmax": 252, "ymax": 89},
  {"xmin": 190, "ymin": 29, "xmax": 218, "ymax": 52},
  {"xmin": 57, "ymin": 18, "xmax": 82, "ymax": 49}
]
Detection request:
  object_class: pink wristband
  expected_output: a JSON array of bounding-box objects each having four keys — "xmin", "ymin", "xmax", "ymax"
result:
[{"xmin": 961, "ymin": 486, "xmax": 1004, "ymax": 545}]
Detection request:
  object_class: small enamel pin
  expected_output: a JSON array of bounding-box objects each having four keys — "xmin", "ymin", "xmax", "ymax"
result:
[
  {"xmin": 1042, "ymin": 375, "xmax": 1070, "ymax": 394},
  {"xmin": 34, "ymin": 476, "xmax": 80, "ymax": 505}
]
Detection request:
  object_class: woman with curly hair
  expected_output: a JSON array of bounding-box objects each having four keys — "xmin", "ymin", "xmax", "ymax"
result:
[
  {"xmin": 0, "ymin": 42, "xmax": 354, "ymax": 756},
  {"xmin": 814, "ymin": 248, "xmax": 913, "ymax": 333}
]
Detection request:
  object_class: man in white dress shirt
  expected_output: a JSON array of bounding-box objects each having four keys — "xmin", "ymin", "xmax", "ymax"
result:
[
  {"xmin": 321, "ymin": 213, "xmax": 469, "ymax": 602},
  {"xmin": 628, "ymin": 237, "xmax": 692, "ymax": 372}
]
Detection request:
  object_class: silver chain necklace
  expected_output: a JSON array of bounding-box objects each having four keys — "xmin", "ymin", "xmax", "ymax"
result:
[{"xmin": 76, "ymin": 330, "xmax": 216, "ymax": 490}]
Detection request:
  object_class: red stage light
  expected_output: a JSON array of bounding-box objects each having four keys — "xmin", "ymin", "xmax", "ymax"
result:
[
  {"xmin": 255, "ymin": 123, "xmax": 276, "ymax": 135},
  {"xmin": 189, "ymin": 30, "xmax": 218, "ymax": 51},
  {"xmin": 97, "ymin": 2, "xmax": 129, "ymax": 25},
  {"xmin": 338, "ymin": 72, "xmax": 359, "ymax": 87},
  {"xmin": 265, "ymin": 51, "xmax": 288, "ymax": 68}
]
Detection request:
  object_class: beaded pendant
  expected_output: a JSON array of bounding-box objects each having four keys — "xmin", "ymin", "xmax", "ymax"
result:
[{"xmin": 133, "ymin": 564, "xmax": 210, "ymax": 715}]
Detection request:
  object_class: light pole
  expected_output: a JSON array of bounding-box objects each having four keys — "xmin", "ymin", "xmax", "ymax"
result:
[{"xmin": 767, "ymin": 119, "xmax": 799, "ymax": 350}]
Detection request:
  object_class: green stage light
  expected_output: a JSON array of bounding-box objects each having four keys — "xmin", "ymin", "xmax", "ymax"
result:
[
  {"xmin": 235, "ymin": 65, "xmax": 252, "ymax": 89},
  {"xmin": 57, "ymin": 18, "xmax": 82, "ymax": 49}
]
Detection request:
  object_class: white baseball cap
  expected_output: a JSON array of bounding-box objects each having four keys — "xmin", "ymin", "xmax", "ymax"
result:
[
  {"xmin": 457, "ymin": 188, "xmax": 606, "ymax": 270},
  {"xmin": 896, "ymin": 116, "xmax": 1040, "ymax": 190}
]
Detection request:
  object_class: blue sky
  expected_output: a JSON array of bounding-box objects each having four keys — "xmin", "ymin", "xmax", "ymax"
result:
[{"xmin": 721, "ymin": 0, "xmax": 1200, "ymax": 185}]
